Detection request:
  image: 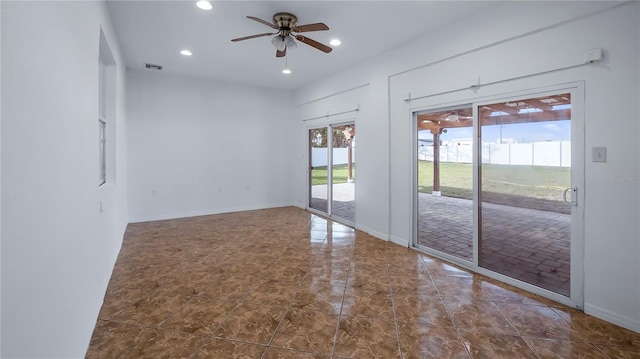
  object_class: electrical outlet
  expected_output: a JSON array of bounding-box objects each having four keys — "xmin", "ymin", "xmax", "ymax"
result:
[
  {"xmin": 585, "ymin": 48, "xmax": 603, "ymax": 64},
  {"xmin": 592, "ymin": 147, "xmax": 607, "ymax": 162}
]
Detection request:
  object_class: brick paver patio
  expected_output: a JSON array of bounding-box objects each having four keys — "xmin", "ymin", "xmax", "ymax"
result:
[
  {"xmin": 310, "ymin": 183, "xmax": 355, "ymax": 223},
  {"xmin": 418, "ymin": 193, "xmax": 570, "ymax": 296}
]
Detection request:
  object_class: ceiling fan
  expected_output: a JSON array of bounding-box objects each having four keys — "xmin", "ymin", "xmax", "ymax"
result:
[{"xmin": 231, "ymin": 12, "xmax": 332, "ymax": 57}]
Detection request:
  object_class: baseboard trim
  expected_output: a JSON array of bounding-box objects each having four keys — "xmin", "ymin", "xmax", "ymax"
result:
[
  {"xmin": 389, "ymin": 235, "xmax": 410, "ymax": 248},
  {"xmin": 355, "ymin": 224, "xmax": 388, "ymax": 242},
  {"xmin": 128, "ymin": 202, "xmax": 297, "ymax": 223},
  {"xmin": 584, "ymin": 303, "xmax": 640, "ymax": 333}
]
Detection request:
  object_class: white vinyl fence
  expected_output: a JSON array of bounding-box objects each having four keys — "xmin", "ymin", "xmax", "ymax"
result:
[
  {"xmin": 311, "ymin": 148, "xmax": 356, "ymax": 167},
  {"xmin": 418, "ymin": 141, "xmax": 570, "ymax": 167}
]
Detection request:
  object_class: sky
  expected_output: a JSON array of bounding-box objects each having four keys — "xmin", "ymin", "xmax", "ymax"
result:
[{"xmin": 418, "ymin": 120, "xmax": 571, "ymax": 144}]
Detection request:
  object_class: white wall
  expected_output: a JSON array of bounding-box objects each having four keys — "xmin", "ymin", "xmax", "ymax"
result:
[
  {"xmin": 0, "ymin": 2, "xmax": 3, "ymax": 354},
  {"xmin": 127, "ymin": 70, "xmax": 295, "ymax": 222},
  {"xmin": 294, "ymin": 1, "xmax": 639, "ymax": 332},
  {"xmin": 1, "ymin": 1, "xmax": 128, "ymax": 358}
]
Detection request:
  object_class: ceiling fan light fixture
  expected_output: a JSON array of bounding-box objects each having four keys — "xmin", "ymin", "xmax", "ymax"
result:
[
  {"xmin": 271, "ymin": 36, "xmax": 286, "ymax": 51},
  {"xmin": 284, "ymin": 36, "xmax": 297, "ymax": 50},
  {"xmin": 330, "ymin": 39, "xmax": 341, "ymax": 46},
  {"xmin": 282, "ymin": 68, "xmax": 292, "ymax": 74},
  {"xmin": 195, "ymin": 1, "xmax": 212, "ymax": 11}
]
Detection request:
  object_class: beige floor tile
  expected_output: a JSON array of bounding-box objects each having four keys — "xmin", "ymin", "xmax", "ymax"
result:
[
  {"xmin": 120, "ymin": 329, "xmax": 207, "ymax": 359},
  {"xmin": 110, "ymin": 293, "xmax": 188, "ymax": 327},
  {"xmin": 85, "ymin": 320, "xmax": 153, "ymax": 359},
  {"xmin": 191, "ymin": 338, "xmax": 266, "ymax": 358},
  {"xmin": 263, "ymin": 347, "xmax": 332, "ymax": 358},
  {"xmin": 334, "ymin": 315, "xmax": 401, "ymax": 359},
  {"xmin": 497, "ymin": 303, "xmax": 586, "ymax": 341},
  {"xmin": 397, "ymin": 322, "xmax": 469, "ymax": 359},
  {"xmin": 595, "ymin": 343, "xmax": 640, "ymax": 359},
  {"xmin": 160, "ymin": 297, "xmax": 239, "ymax": 336},
  {"xmin": 291, "ymin": 281, "xmax": 345, "ymax": 315},
  {"xmin": 213, "ymin": 303, "xmax": 287, "ymax": 345},
  {"xmin": 524, "ymin": 338, "xmax": 608, "ymax": 358},
  {"xmin": 393, "ymin": 294, "xmax": 453, "ymax": 327},
  {"xmin": 341, "ymin": 287, "xmax": 394, "ymax": 320},
  {"xmin": 270, "ymin": 308, "xmax": 338, "ymax": 354},
  {"xmin": 86, "ymin": 207, "xmax": 640, "ymax": 359},
  {"xmin": 443, "ymin": 299, "xmax": 517, "ymax": 335},
  {"xmin": 459, "ymin": 330, "xmax": 538, "ymax": 359}
]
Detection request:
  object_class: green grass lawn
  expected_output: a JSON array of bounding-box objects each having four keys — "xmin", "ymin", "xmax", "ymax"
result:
[
  {"xmin": 312, "ymin": 164, "xmax": 355, "ymax": 185},
  {"xmin": 418, "ymin": 161, "xmax": 570, "ymax": 201},
  {"xmin": 312, "ymin": 161, "xmax": 569, "ymax": 203}
]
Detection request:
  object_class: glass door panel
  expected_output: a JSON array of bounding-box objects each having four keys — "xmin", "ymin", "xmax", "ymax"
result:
[
  {"xmin": 331, "ymin": 124, "xmax": 355, "ymax": 223},
  {"xmin": 479, "ymin": 93, "xmax": 572, "ymax": 296},
  {"xmin": 309, "ymin": 127, "xmax": 328, "ymax": 214},
  {"xmin": 416, "ymin": 105, "xmax": 474, "ymax": 261}
]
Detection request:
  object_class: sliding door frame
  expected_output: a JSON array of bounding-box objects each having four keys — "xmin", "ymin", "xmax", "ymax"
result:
[
  {"xmin": 307, "ymin": 120, "xmax": 356, "ymax": 226},
  {"xmin": 411, "ymin": 82, "xmax": 585, "ymax": 309}
]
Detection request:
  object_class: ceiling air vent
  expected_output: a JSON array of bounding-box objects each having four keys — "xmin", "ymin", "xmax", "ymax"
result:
[{"xmin": 145, "ymin": 63, "xmax": 163, "ymax": 70}]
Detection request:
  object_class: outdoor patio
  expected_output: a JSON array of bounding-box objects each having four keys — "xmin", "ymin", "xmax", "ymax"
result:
[
  {"xmin": 309, "ymin": 183, "xmax": 355, "ymax": 223},
  {"xmin": 419, "ymin": 193, "xmax": 570, "ymax": 296}
]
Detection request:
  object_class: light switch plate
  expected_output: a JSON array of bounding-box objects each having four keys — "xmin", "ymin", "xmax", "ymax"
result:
[{"xmin": 592, "ymin": 147, "xmax": 607, "ymax": 162}]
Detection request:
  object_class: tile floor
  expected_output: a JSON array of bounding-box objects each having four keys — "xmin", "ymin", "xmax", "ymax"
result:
[{"xmin": 87, "ymin": 207, "xmax": 640, "ymax": 358}]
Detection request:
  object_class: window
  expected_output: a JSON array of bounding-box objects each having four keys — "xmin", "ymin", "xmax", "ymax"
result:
[
  {"xmin": 98, "ymin": 119, "xmax": 106, "ymax": 185},
  {"xmin": 98, "ymin": 29, "xmax": 115, "ymax": 186},
  {"xmin": 98, "ymin": 57, "xmax": 107, "ymax": 186}
]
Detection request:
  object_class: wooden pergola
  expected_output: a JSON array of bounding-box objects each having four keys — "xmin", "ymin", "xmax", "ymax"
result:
[
  {"xmin": 341, "ymin": 126, "xmax": 355, "ymax": 182},
  {"xmin": 417, "ymin": 93, "xmax": 571, "ymax": 195}
]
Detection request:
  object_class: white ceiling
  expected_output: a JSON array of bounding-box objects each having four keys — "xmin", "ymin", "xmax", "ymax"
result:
[{"xmin": 107, "ymin": 1, "xmax": 496, "ymax": 90}]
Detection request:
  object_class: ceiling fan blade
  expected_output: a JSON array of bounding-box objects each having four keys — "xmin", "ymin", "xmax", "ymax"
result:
[
  {"xmin": 276, "ymin": 47, "xmax": 286, "ymax": 58},
  {"xmin": 231, "ymin": 32, "xmax": 275, "ymax": 42},
  {"xmin": 295, "ymin": 35, "xmax": 332, "ymax": 53},
  {"xmin": 247, "ymin": 16, "xmax": 278, "ymax": 30},
  {"xmin": 293, "ymin": 22, "xmax": 329, "ymax": 32}
]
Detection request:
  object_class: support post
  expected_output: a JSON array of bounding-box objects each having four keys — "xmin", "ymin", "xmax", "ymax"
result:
[
  {"xmin": 347, "ymin": 139, "xmax": 353, "ymax": 183},
  {"xmin": 342, "ymin": 126, "xmax": 355, "ymax": 183},
  {"xmin": 432, "ymin": 129, "xmax": 442, "ymax": 196}
]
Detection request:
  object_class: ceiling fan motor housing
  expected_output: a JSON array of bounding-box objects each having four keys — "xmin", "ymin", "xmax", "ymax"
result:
[{"xmin": 274, "ymin": 12, "xmax": 297, "ymax": 37}]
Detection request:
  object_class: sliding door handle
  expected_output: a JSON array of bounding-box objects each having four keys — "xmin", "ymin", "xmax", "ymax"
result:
[{"xmin": 563, "ymin": 187, "xmax": 577, "ymax": 206}]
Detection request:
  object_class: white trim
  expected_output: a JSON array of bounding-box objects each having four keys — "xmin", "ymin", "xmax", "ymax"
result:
[
  {"xmin": 355, "ymin": 224, "xmax": 388, "ymax": 242},
  {"xmin": 306, "ymin": 120, "xmax": 357, "ymax": 226},
  {"xmin": 302, "ymin": 107, "xmax": 359, "ymax": 122},
  {"xmin": 128, "ymin": 202, "xmax": 296, "ymax": 223},
  {"xmin": 584, "ymin": 303, "xmax": 640, "ymax": 333},
  {"xmin": 296, "ymin": 83, "xmax": 369, "ymax": 107},
  {"xmin": 389, "ymin": 235, "xmax": 409, "ymax": 247}
]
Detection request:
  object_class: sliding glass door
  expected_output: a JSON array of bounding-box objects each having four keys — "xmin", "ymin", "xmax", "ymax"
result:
[
  {"xmin": 416, "ymin": 105, "xmax": 473, "ymax": 262},
  {"xmin": 309, "ymin": 127, "xmax": 328, "ymax": 214},
  {"xmin": 479, "ymin": 93, "xmax": 573, "ymax": 296},
  {"xmin": 309, "ymin": 123, "xmax": 356, "ymax": 224},
  {"xmin": 414, "ymin": 85, "xmax": 583, "ymax": 306}
]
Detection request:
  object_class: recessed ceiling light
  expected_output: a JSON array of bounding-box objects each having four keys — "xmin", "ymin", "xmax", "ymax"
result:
[
  {"xmin": 196, "ymin": 1, "xmax": 212, "ymax": 11},
  {"xmin": 330, "ymin": 39, "xmax": 341, "ymax": 46},
  {"xmin": 180, "ymin": 50, "xmax": 193, "ymax": 56},
  {"xmin": 282, "ymin": 68, "xmax": 291, "ymax": 74}
]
